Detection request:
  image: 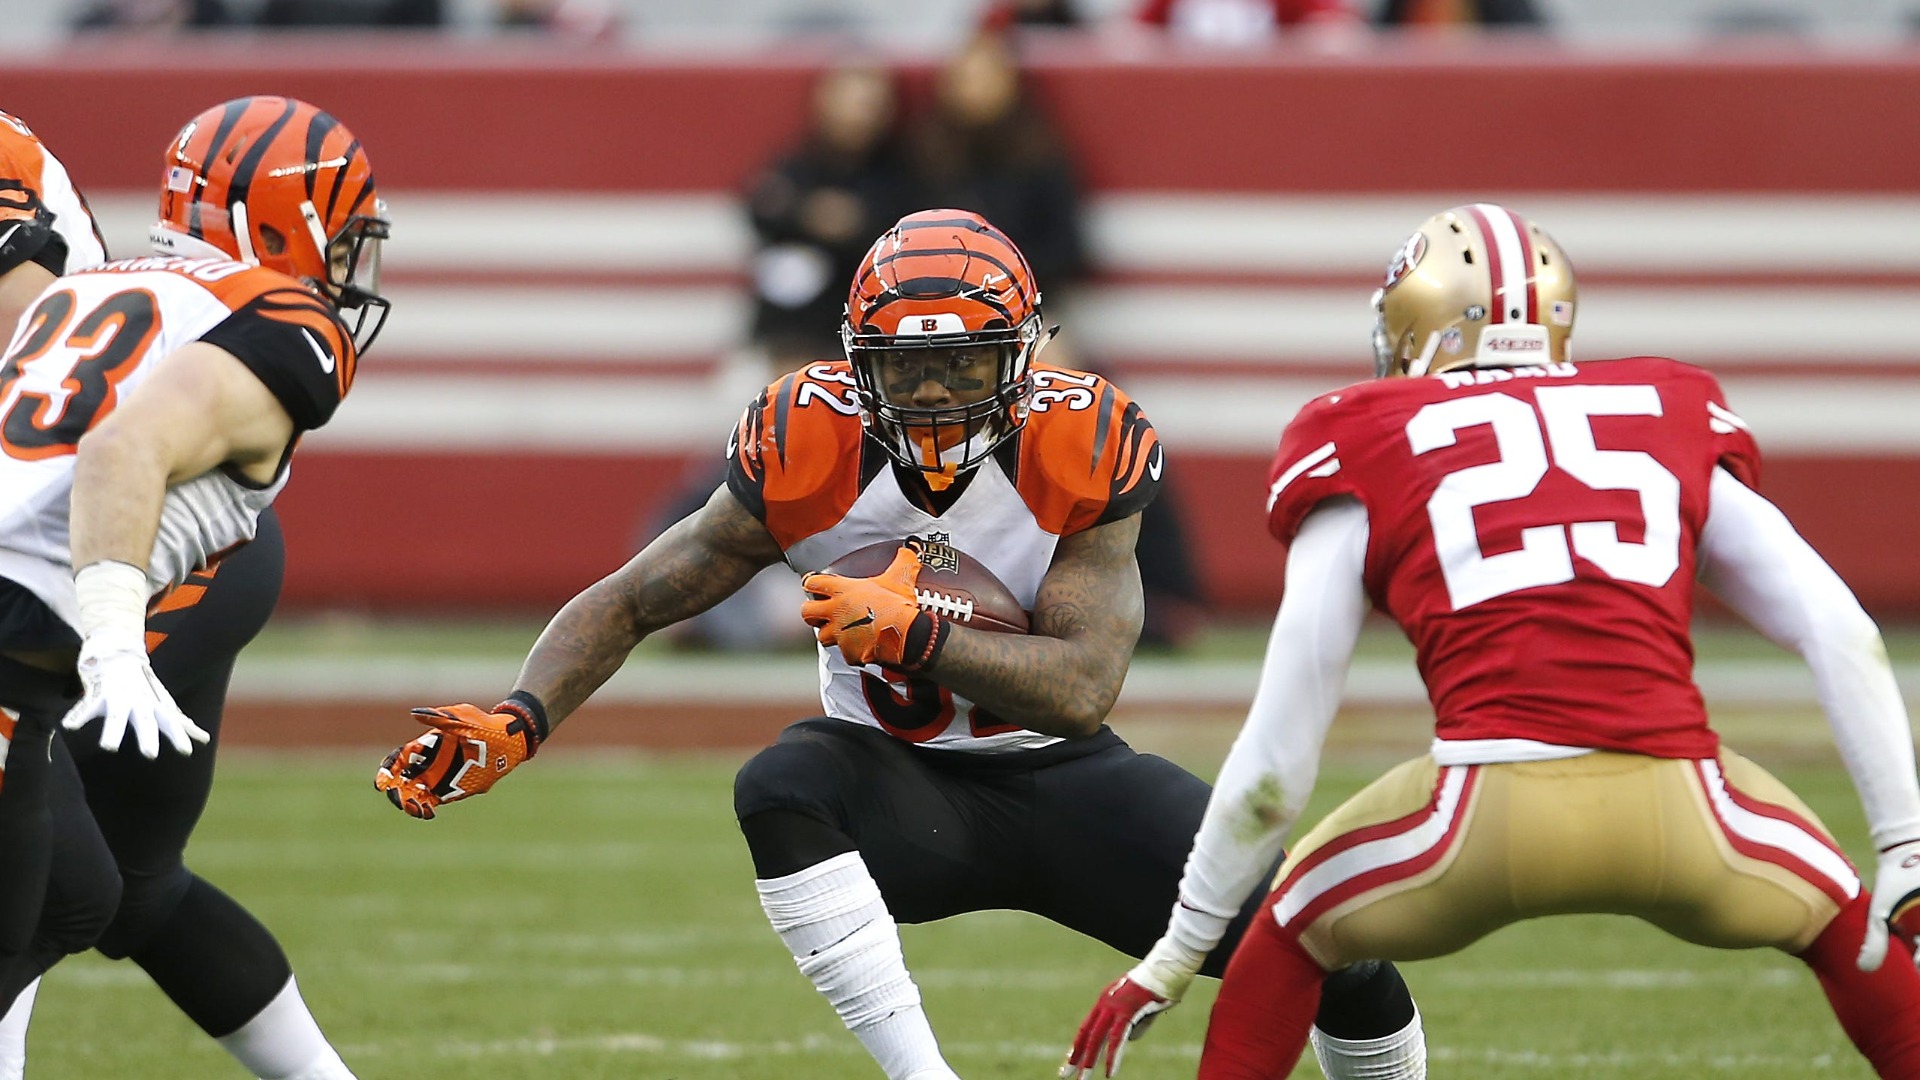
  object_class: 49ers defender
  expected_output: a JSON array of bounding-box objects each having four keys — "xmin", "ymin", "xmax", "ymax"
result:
[
  {"xmin": 376, "ymin": 210, "xmax": 1426, "ymax": 1080},
  {"xmin": 1068, "ymin": 203, "xmax": 1920, "ymax": 1079},
  {"xmin": 0, "ymin": 97, "xmax": 388, "ymax": 1080}
]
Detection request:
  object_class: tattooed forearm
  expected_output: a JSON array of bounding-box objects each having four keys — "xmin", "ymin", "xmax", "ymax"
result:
[
  {"xmin": 514, "ymin": 486, "xmax": 782, "ymax": 729},
  {"xmin": 924, "ymin": 515, "xmax": 1144, "ymax": 739}
]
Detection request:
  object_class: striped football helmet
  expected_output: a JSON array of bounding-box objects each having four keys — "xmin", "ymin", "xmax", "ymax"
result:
[
  {"xmin": 153, "ymin": 96, "xmax": 391, "ymax": 351},
  {"xmin": 842, "ymin": 209, "xmax": 1049, "ymax": 485},
  {"xmin": 1372, "ymin": 203, "xmax": 1575, "ymax": 378}
]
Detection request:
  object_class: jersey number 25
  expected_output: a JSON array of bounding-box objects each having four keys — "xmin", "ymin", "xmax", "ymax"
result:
[{"xmin": 1409, "ymin": 385, "xmax": 1681, "ymax": 611}]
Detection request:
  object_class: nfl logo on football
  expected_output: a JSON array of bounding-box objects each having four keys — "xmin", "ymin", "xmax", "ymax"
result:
[{"xmin": 907, "ymin": 532, "xmax": 961, "ymax": 574}]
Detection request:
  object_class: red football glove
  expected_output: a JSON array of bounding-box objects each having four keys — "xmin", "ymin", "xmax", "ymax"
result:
[
  {"xmin": 1063, "ymin": 974, "xmax": 1175, "ymax": 1079},
  {"xmin": 374, "ymin": 699, "xmax": 545, "ymax": 820},
  {"xmin": 800, "ymin": 546, "xmax": 945, "ymax": 670}
]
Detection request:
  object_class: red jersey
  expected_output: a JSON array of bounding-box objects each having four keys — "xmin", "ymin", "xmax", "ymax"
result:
[{"xmin": 1265, "ymin": 357, "xmax": 1760, "ymax": 759}]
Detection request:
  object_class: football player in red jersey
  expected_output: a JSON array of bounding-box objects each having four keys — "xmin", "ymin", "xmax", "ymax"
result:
[
  {"xmin": 377, "ymin": 209, "xmax": 1428, "ymax": 1080},
  {"xmin": 0, "ymin": 97, "xmax": 387, "ymax": 1079},
  {"xmin": 1066, "ymin": 203, "xmax": 1920, "ymax": 1079}
]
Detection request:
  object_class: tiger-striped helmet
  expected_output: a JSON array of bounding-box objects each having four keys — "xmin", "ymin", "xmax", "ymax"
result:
[
  {"xmin": 1372, "ymin": 203, "xmax": 1575, "ymax": 378},
  {"xmin": 842, "ymin": 209, "xmax": 1048, "ymax": 483},
  {"xmin": 152, "ymin": 96, "xmax": 391, "ymax": 351}
]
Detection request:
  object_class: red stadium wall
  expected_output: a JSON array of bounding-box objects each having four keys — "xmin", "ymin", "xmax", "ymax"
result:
[{"xmin": 10, "ymin": 39, "xmax": 1920, "ymax": 616}]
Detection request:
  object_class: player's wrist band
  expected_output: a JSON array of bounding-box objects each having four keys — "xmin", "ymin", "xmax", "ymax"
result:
[
  {"xmin": 497, "ymin": 690, "xmax": 551, "ymax": 752},
  {"xmin": 898, "ymin": 612, "xmax": 947, "ymax": 673}
]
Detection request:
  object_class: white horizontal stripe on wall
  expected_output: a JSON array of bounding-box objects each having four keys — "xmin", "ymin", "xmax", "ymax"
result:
[
  {"xmin": 88, "ymin": 192, "xmax": 1920, "ymax": 277},
  {"xmin": 304, "ymin": 372, "xmax": 1920, "ymax": 454}
]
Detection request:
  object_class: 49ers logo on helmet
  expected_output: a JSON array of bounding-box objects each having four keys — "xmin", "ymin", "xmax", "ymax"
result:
[{"xmin": 1384, "ymin": 232, "xmax": 1427, "ymax": 288}]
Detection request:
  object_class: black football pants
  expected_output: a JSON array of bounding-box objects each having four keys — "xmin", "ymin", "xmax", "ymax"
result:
[{"xmin": 1, "ymin": 512, "xmax": 300, "ymax": 1037}]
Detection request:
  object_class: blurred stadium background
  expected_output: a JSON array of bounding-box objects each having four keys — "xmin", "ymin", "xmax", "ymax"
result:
[{"xmin": 7, "ymin": 0, "xmax": 1920, "ymax": 1075}]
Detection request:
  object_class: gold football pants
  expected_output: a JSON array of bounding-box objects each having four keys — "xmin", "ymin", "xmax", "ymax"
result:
[{"xmin": 1271, "ymin": 751, "xmax": 1858, "ymax": 970}]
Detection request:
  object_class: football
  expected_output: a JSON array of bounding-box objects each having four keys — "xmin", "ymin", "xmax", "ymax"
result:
[{"xmin": 820, "ymin": 537, "xmax": 1031, "ymax": 634}]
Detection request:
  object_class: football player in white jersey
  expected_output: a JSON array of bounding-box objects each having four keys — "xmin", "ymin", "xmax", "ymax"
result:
[
  {"xmin": 0, "ymin": 110, "xmax": 106, "ymax": 347},
  {"xmin": 375, "ymin": 210, "xmax": 1427, "ymax": 1080},
  {"xmin": 0, "ymin": 97, "xmax": 388, "ymax": 1080}
]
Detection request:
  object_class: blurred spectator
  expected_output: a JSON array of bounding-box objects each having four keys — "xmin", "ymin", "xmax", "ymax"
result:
[
  {"xmin": 496, "ymin": 0, "xmax": 619, "ymax": 37},
  {"xmin": 254, "ymin": 0, "xmax": 441, "ymax": 26},
  {"xmin": 982, "ymin": 0, "xmax": 1086, "ymax": 31},
  {"xmin": 72, "ymin": 0, "xmax": 234, "ymax": 28},
  {"xmin": 1136, "ymin": 0, "xmax": 1363, "ymax": 44},
  {"xmin": 905, "ymin": 33, "xmax": 1088, "ymax": 302},
  {"xmin": 1377, "ymin": 0, "xmax": 1542, "ymax": 25},
  {"xmin": 908, "ymin": 33, "xmax": 1205, "ymax": 649},
  {"xmin": 745, "ymin": 63, "xmax": 915, "ymax": 370}
]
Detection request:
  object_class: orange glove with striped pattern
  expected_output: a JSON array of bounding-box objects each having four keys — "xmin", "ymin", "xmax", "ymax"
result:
[{"xmin": 375, "ymin": 695, "xmax": 547, "ymax": 820}]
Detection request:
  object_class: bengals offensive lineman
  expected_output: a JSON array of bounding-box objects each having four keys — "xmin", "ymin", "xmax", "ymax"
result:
[
  {"xmin": 375, "ymin": 210, "xmax": 1428, "ymax": 1079},
  {"xmin": 1069, "ymin": 204, "xmax": 1920, "ymax": 1079},
  {"xmin": 0, "ymin": 97, "xmax": 386, "ymax": 1080}
]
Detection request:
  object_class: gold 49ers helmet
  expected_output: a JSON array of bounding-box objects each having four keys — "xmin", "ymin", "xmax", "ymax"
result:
[
  {"xmin": 1372, "ymin": 203, "xmax": 1575, "ymax": 378},
  {"xmin": 152, "ymin": 96, "xmax": 391, "ymax": 351},
  {"xmin": 842, "ymin": 210, "xmax": 1049, "ymax": 485}
]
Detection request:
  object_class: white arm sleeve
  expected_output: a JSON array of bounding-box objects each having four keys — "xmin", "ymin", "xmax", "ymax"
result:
[
  {"xmin": 1152, "ymin": 498, "xmax": 1370, "ymax": 971},
  {"xmin": 1699, "ymin": 467, "xmax": 1920, "ymax": 850}
]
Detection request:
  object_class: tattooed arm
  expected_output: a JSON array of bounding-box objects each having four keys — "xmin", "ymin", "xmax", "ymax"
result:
[
  {"xmin": 921, "ymin": 514, "xmax": 1144, "ymax": 739},
  {"xmin": 513, "ymin": 485, "xmax": 784, "ymax": 729}
]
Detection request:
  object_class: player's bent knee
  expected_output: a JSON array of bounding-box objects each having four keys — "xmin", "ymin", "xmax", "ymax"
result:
[
  {"xmin": 37, "ymin": 857, "xmax": 121, "ymax": 960},
  {"xmin": 1314, "ymin": 960, "xmax": 1417, "ymax": 1040},
  {"xmin": 733, "ymin": 732, "xmax": 849, "ymax": 823},
  {"xmin": 92, "ymin": 864, "xmax": 191, "ymax": 960}
]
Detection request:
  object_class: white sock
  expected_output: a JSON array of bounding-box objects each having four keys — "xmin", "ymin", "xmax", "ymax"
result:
[
  {"xmin": 213, "ymin": 976, "xmax": 357, "ymax": 1080},
  {"xmin": 757, "ymin": 852, "xmax": 959, "ymax": 1080},
  {"xmin": 0, "ymin": 978, "xmax": 37, "ymax": 1080},
  {"xmin": 1310, "ymin": 1008, "xmax": 1426, "ymax": 1080}
]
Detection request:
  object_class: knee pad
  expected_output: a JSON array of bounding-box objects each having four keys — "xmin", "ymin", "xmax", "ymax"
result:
[
  {"xmin": 733, "ymin": 730, "xmax": 850, "ymax": 822},
  {"xmin": 92, "ymin": 864, "xmax": 191, "ymax": 960}
]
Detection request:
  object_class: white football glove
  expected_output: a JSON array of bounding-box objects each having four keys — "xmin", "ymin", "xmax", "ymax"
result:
[
  {"xmin": 61, "ymin": 625, "xmax": 207, "ymax": 758},
  {"xmin": 1858, "ymin": 838, "xmax": 1920, "ymax": 972}
]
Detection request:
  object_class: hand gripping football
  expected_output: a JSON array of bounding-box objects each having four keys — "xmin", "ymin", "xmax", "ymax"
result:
[{"xmin": 822, "ymin": 538, "xmax": 1030, "ymax": 634}]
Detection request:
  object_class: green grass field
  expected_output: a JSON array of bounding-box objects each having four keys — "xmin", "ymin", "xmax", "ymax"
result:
[
  {"xmin": 22, "ymin": 734, "xmax": 1885, "ymax": 1078},
  {"xmin": 19, "ymin": 618, "xmax": 1912, "ymax": 1077}
]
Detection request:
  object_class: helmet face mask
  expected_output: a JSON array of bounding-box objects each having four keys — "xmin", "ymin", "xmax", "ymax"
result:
[
  {"xmin": 325, "ymin": 209, "xmax": 391, "ymax": 352},
  {"xmin": 842, "ymin": 210, "xmax": 1045, "ymax": 484},
  {"xmin": 153, "ymin": 96, "xmax": 393, "ymax": 354},
  {"xmin": 1371, "ymin": 203, "xmax": 1575, "ymax": 379}
]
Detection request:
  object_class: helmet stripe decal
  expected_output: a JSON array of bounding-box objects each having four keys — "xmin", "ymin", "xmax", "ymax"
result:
[
  {"xmin": 1512, "ymin": 213, "xmax": 1538, "ymax": 324},
  {"xmin": 1469, "ymin": 203, "xmax": 1531, "ymax": 325},
  {"xmin": 189, "ymin": 98, "xmax": 254, "ymax": 237},
  {"xmin": 301, "ymin": 108, "xmax": 341, "ymax": 203},
  {"xmin": 326, "ymin": 140, "xmax": 369, "ymax": 222},
  {"xmin": 225, "ymin": 98, "xmax": 299, "ymax": 215}
]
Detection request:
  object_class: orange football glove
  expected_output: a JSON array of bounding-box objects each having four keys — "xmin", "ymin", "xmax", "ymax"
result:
[
  {"xmin": 374, "ymin": 696, "xmax": 546, "ymax": 820},
  {"xmin": 800, "ymin": 546, "xmax": 947, "ymax": 670}
]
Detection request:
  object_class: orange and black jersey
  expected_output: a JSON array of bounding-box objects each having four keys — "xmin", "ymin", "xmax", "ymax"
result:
[
  {"xmin": 198, "ymin": 279, "xmax": 356, "ymax": 432},
  {"xmin": 726, "ymin": 360, "xmax": 1163, "ymax": 550},
  {"xmin": 0, "ymin": 111, "xmax": 106, "ymax": 278}
]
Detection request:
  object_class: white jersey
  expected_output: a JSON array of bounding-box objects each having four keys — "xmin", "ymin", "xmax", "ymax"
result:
[
  {"xmin": 728, "ymin": 360, "xmax": 1163, "ymax": 753},
  {"xmin": 0, "ymin": 255, "xmax": 356, "ymax": 629}
]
